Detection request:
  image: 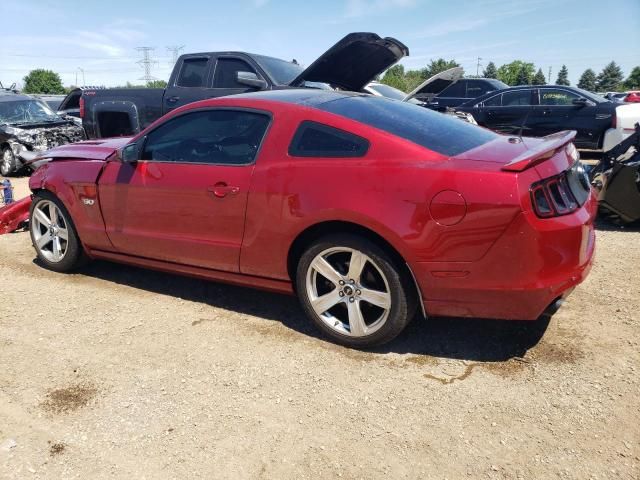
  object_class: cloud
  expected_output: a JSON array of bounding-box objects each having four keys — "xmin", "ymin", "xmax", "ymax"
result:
[{"xmin": 253, "ymin": 0, "xmax": 269, "ymax": 7}]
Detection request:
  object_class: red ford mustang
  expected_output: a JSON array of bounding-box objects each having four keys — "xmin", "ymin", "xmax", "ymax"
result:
[{"xmin": 28, "ymin": 90, "xmax": 596, "ymax": 347}]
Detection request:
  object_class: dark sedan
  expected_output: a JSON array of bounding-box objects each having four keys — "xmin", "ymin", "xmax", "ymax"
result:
[{"xmin": 456, "ymin": 85, "xmax": 636, "ymax": 150}]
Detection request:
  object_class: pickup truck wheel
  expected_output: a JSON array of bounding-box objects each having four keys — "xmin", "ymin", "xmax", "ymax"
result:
[
  {"xmin": 296, "ymin": 234, "xmax": 416, "ymax": 348},
  {"xmin": 1, "ymin": 147, "xmax": 17, "ymax": 176},
  {"xmin": 29, "ymin": 192, "xmax": 87, "ymax": 272}
]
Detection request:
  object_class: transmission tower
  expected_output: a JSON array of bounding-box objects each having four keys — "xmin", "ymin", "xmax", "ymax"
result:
[
  {"xmin": 136, "ymin": 47, "xmax": 158, "ymax": 81},
  {"xmin": 166, "ymin": 45, "xmax": 185, "ymax": 66}
]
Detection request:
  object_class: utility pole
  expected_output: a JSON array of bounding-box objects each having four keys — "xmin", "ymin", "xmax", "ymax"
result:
[
  {"xmin": 77, "ymin": 67, "xmax": 85, "ymax": 86},
  {"xmin": 166, "ymin": 45, "xmax": 185, "ymax": 66},
  {"xmin": 476, "ymin": 57, "xmax": 482, "ymax": 77},
  {"xmin": 548, "ymin": 66, "xmax": 552, "ymax": 83},
  {"xmin": 136, "ymin": 47, "xmax": 158, "ymax": 82}
]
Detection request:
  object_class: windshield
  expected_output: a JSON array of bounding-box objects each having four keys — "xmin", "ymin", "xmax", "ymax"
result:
[
  {"xmin": 0, "ymin": 99, "xmax": 60, "ymax": 124},
  {"xmin": 254, "ymin": 54, "xmax": 304, "ymax": 85}
]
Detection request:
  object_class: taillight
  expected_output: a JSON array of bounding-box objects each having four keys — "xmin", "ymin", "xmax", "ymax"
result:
[
  {"xmin": 530, "ymin": 166, "xmax": 588, "ymax": 218},
  {"xmin": 79, "ymin": 97, "xmax": 85, "ymax": 118}
]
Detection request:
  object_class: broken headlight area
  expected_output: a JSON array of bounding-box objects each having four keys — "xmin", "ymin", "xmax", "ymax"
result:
[{"xmin": 1, "ymin": 123, "xmax": 85, "ymax": 162}]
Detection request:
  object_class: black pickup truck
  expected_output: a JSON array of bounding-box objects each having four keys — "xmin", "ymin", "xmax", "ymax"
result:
[{"xmin": 65, "ymin": 33, "xmax": 408, "ymax": 139}]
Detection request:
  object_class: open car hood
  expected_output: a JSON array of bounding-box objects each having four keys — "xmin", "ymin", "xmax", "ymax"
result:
[
  {"xmin": 289, "ymin": 32, "xmax": 409, "ymax": 92},
  {"xmin": 403, "ymin": 66, "xmax": 463, "ymax": 102}
]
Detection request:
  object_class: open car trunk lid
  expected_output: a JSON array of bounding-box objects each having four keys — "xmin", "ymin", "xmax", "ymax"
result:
[
  {"xmin": 289, "ymin": 32, "xmax": 409, "ymax": 92},
  {"xmin": 403, "ymin": 66, "xmax": 463, "ymax": 102}
]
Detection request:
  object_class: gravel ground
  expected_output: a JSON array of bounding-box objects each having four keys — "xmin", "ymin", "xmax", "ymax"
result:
[{"xmin": 0, "ymin": 176, "xmax": 638, "ymax": 479}]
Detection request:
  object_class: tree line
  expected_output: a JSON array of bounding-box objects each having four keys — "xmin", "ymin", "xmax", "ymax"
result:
[{"xmin": 381, "ymin": 59, "xmax": 640, "ymax": 93}]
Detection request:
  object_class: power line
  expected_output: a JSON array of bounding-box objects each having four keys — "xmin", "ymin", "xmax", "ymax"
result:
[
  {"xmin": 135, "ymin": 47, "xmax": 158, "ymax": 82},
  {"xmin": 166, "ymin": 45, "xmax": 185, "ymax": 66}
]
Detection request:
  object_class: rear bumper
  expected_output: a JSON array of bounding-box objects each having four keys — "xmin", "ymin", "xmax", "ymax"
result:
[{"xmin": 413, "ymin": 194, "xmax": 597, "ymax": 320}]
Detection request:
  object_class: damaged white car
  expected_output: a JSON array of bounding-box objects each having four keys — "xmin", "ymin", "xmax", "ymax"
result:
[{"xmin": 0, "ymin": 91, "xmax": 85, "ymax": 176}]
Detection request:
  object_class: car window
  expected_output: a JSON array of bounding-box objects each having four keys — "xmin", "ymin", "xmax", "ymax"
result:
[
  {"xmin": 439, "ymin": 81, "xmax": 466, "ymax": 98},
  {"xmin": 141, "ymin": 109, "xmax": 270, "ymax": 165},
  {"xmin": 482, "ymin": 94, "xmax": 502, "ymax": 107},
  {"xmin": 214, "ymin": 58, "xmax": 258, "ymax": 89},
  {"xmin": 289, "ymin": 121, "xmax": 369, "ymax": 158},
  {"xmin": 317, "ymin": 95, "xmax": 497, "ymax": 157},
  {"xmin": 177, "ymin": 58, "xmax": 209, "ymax": 87},
  {"xmin": 501, "ymin": 90, "xmax": 532, "ymax": 106},
  {"xmin": 539, "ymin": 88, "xmax": 580, "ymax": 106},
  {"xmin": 466, "ymin": 80, "xmax": 496, "ymax": 98}
]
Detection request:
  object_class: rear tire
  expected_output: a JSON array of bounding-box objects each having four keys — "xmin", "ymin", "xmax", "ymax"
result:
[
  {"xmin": 29, "ymin": 191, "xmax": 87, "ymax": 272},
  {"xmin": 296, "ymin": 234, "xmax": 416, "ymax": 348}
]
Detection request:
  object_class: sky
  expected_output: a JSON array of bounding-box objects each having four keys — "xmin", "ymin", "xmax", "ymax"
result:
[{"xmin": 1, "ymin": 0, "xmax": 639, "ymax": 89}]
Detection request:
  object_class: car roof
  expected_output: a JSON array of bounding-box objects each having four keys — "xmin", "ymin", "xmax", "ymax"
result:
[{"xmin": 0, "ymin": 92, "xmax": 35, "ymax": 103}]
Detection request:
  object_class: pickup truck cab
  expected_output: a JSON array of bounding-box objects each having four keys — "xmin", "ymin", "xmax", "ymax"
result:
[{"xmin": 69, "ymin": 33, "xmax": 408, "ymax": 139}]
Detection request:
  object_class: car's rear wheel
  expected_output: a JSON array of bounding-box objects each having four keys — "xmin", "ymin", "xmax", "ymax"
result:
[
  {"xmin": 1, "ymin": 147, "xmax": 17, "ymax": 176},
  {"xmin": 29, "ymin": 192, "xmax": 86, "ymax": 272},
  {"xmin": 296, "ymin": 234, "xmax": 416, "ymax": 348}
]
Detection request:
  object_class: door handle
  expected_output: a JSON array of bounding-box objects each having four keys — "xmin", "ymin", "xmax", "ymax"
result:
[
  {"xmin": 166, "ymin": 96, "xmax": 180, "ymax": 103},
  {"xmin": 208, "ymin": 182, "xmax": 240, "ymax": 198}
]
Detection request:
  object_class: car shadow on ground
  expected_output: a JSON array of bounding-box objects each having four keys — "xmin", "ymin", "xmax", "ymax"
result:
[
  {"xmin": 595, "ymin": 217, "xmax": 640, "ymax": 232},
  {"xmin": 53, "ymin": 259, "xmax": 552, "ymax": 363}
]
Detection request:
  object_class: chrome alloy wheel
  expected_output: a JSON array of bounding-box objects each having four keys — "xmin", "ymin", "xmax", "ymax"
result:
[
  {"xmin": 1, "ymin": 149, "xmax": 13, "ymax": 175},
  {"xmin": 305, "ymin": 247, "xmax": 392, "ymax": 337},
  {"xmin": 31, "ymin": 200, "xmax": 69, "ymax": 263}
]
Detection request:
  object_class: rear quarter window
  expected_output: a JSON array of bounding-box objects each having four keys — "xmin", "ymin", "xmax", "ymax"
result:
[
  {"xmin": 289, "ymin": 121, "xmax": 369, "ymax": 157},
  {"xmin": 317, "ymin": 96, "xmax": 497, "ymax": 157}
]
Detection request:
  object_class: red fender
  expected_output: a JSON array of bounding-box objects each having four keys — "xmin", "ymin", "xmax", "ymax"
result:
[{"xmin": 0, "ymin": 197, "xmax": 32, "ymax": 235}]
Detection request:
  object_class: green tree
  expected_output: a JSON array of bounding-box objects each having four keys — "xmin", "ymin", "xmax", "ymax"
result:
[
  {"xmin": 419, "ymin": 58, "xmax": 460, "ymax": 79},
  {"xmin": 482, "ymin": 61, "xmax": 498, "ymax": 79},
  {"xmin": 497, "ymin": 61, "xmax": 535, "ymax": 86},
  {"xmin": 555, "ymin": 65, "xmax": 570, "ymax": 86},
  {"xmin": 516, "ymin": 66, "xmax": 533, "ymax": 85},
  {"xmin": 623, "ymin": 66, "xmax": 640, "ymax": 89},
  {"xmin": 577, "ymin": 68, "xmax": 597, "ymax": 91},
  {"xmin": 532, "ymin": 68, "xmax": 547, "ymax": 85},
  {"xmin": 22, "ymin": 69, "xmax": 65, "ymax": 94},
  {"xmin": 596, "ymin": 62, "xmax": 624, "ymax": 91},
  {"xmin": 381, "ymin": 64, "xmax": 408, "ymax": 91},
  {"xmin": 146, "ymin": 79, "xmax": 167, "ymax": 88}
]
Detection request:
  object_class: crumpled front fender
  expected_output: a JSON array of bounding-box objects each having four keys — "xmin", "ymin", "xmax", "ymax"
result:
[{"xmin": 0, "ymin": 197, "xmax": 32, "ymax": 235}]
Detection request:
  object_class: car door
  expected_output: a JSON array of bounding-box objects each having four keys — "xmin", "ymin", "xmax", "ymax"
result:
[
  {"xmin": 97, "ymin": 108, "xmax": 271, "ymax": 273},
  {"xmin": 163, "ymin": 56, "xmax": 215, "ymax": 113},
  {"xmin": 477, "ymin": 89, "xmax": 534, "ymax": 135},
  {"xmin": 533, "ymin": 88, "xmax": 606, "ymax": 147}
]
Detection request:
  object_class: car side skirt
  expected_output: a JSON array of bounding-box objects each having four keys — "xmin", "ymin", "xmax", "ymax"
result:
[{"xmin": 87, "ymin": 248, "xmax": 294, "ymax": 295}]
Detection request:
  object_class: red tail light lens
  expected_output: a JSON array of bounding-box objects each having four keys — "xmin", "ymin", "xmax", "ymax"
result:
[
  {"xmin": 79, "ymin": 97, "xmax": 85, "ymax": 118},
  {"xmin": 530, "ymin": 163, "xmax": 590, "ymax": 218}
]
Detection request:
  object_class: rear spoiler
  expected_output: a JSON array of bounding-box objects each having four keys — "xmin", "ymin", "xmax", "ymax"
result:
[{"xmin": 501, "ymin": 130, "xmax": 576, "ymax": 172}]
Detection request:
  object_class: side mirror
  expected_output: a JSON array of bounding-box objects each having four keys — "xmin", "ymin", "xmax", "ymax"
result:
[
  {"xmin": 236, "ymin": 71, "xmax": 268, "ymax": 90},
  {"xmin": 572, "ymin": 97, "xmax": 592, "ymax": 107},
  {"xmin": 119, "ymin": 142, "xmax": 140, "ymax": 163}
]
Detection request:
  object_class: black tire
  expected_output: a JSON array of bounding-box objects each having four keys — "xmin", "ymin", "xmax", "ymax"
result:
[
  {"xmin": 296, "ymin": 234, "xmax": 417, "ymax": 348},
  {"xmin": 1, "ymin": 146, "xmax": 18, "ymax": 176},
  {"xmin": 29, "ymin": 191, "xmax": 88, "ymax": 272}
]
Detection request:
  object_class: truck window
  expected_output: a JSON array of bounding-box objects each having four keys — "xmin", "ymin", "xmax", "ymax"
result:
[
  {"xmin": 214, "ymin": 58, "xmax": 258, "ymax": 89},
  {"xmin": 177, "ymin": 58, "xmax": 209, "ymax": 87},
  {"xmin": 438, "ymin": 81, "xmax": 466, "ymax": 98}
]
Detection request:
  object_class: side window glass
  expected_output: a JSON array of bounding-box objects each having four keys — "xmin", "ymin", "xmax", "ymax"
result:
[
  {"xmin": 502, "ymin": 90, "xmax": 532, "ymax": 106},
  {"xmin": 439, "ymin": 81, "xmax": 466, "ymax": 98},
  {"xmin": 539, "ymin": 89, "xmax": 579, "ymax": 106},
  {"xmin": 289, "ymin": 121, "xmax": 369, "ymax": 158},
  {"xmin": 177, "ymin": 58, "xmax": 209, "ymax": 87},
  {"xmin": 466, "ymin": 80, "xmax": 493, "ymax": 98},
  {"xmin": 483, "ymin": 94, "xmax": 502, "ymax": 107},
  {"xmin": 214, "ymin": 58, "xmax": 258, "ymax": 88},
  {"xmin": 141, "ymin": 110, "xmax": 270, "ymax": 165}
]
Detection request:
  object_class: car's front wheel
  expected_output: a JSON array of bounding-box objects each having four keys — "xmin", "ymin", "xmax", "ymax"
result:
[
  {"xmin": 29, "ymin": 191, "xmax": 86, "ymax": 272},
  {"xmin": 1, "ymin": 147, "xmax": 18, "ymax": 176},
  {"xmin": 296, "ymin": 234, "xmax": 416, "ymax": 348}
]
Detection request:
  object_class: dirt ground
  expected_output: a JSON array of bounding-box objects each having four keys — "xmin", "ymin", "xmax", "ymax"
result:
[{"xmin": 0, "ymin": 176, "xmax": 638, "ymax": 479}]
